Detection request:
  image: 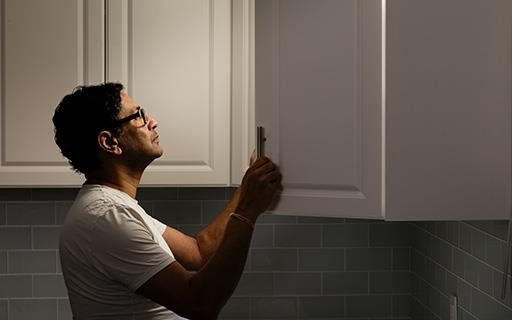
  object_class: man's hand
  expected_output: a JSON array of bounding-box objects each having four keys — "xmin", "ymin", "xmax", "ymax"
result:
[
  {"xmin": 249, "ymin": 150, "xmax": 257, "ymax": 166},
  {"xmin": 235, "ymin": 156, "xmax": 282, "ymax": 221}
]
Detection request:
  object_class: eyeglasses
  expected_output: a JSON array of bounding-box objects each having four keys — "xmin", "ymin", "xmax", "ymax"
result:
[{"xmin": 113, "ymin": 106, "xmax": 147, "ymax": 127}]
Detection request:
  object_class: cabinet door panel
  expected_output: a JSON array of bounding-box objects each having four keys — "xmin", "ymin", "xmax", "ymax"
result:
[
  {"xmin": 256, "ymin": 0, "xmax": 382, "ymax": 218},
  {"xmin": 0, "ymin": 0, "xmax": 104, "ymax": 186},
  {"xmin": 107, "ymin": 0, "xmax": 230, "ymax": 185},
  {"xmin": 386, "ymin": 0, "xmax": 512, "ymax": 220}
]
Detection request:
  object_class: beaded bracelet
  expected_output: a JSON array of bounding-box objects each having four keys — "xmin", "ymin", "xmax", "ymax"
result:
[{"xmin": 230, "ymin": 213, "xmax": 255, "ymax": 230}]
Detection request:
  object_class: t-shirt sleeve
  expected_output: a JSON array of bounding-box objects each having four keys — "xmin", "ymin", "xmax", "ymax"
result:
[
  {"xmin": 151, "ymin": 215, "xmax": 168, "ymax": 235},
  {"xmin": 89, "ymin": 205, "xmax": 175, "ymax": 291}
]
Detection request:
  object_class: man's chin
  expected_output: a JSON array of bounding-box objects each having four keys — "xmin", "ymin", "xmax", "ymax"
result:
[{"xmin": 153, "ymin": 148, "xmax": 164, "ymax": 160}]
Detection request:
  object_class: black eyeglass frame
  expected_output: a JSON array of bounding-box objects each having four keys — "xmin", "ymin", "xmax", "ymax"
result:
[{"xmin": 113, "ymin": 106, "xmax": 147, "ymax": 127}]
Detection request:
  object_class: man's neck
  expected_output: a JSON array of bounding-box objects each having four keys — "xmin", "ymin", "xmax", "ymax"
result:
[{"xmin": 85, "ymin": 166, "xmax": 142, "ymax": 199}]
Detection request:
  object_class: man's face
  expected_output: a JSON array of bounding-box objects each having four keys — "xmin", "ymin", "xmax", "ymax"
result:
[{"xmin": 115, "ymin": 92, "xmax": 164, "ymax": 165}]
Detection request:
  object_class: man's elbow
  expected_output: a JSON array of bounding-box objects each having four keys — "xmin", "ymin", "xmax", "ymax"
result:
[
  {"xmin": 176, "ymin": 303, "xmax": 220, "ymax": 320},
  {"xmin": 195, "ymin": 231, "xmax": 217, "ymax": 264}
]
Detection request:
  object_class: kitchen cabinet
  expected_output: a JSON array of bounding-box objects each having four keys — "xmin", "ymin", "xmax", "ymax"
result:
[
  {"xmin": 1, "ymin": 0, "xmax": 510, "ymax": 223},
  {"xmin": 0, "ymin": 0, "xmax": 233, "ymax": 186},
  {"xmin": 255, "ymin": 0, "xmax": 512, "ymax": 220},
  {"xmin": 0, "ymin": 0, "xmax": 104, "ymax": 186},
  {"xmin": 106, "ymin": 0, "xmax": 231, "ymax": 186}
]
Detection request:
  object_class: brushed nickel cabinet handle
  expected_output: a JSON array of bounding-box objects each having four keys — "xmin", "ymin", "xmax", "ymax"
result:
[{"xmin": 256, "ymin": 126, "xmax": 266, "ymax": 158}]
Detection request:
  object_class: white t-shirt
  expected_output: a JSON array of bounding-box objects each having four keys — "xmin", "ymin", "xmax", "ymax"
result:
[{"xmin": 59, "ymin": 184, "xmax": 186, "ymax": 320}]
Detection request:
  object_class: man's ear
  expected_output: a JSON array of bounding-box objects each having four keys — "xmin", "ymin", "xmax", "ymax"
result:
[{"xmin": 97, "ymin": 130, "xmax": 122, "ymax": 155}]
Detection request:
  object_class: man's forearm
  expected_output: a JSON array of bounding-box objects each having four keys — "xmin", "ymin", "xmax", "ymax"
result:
[
  {"xmin": 189, "ymin": 216, "xmax": 253, "ymax": 318},
  {"xmin": 195, "ymin": 188, "xmax": 242, "ymax": 262}
]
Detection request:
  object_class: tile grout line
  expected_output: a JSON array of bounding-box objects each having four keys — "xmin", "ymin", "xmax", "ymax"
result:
[
  {"xmin": 414, "ymin": 224, "xmax": 506, "ymax": 276},
  {"xmin": 412, "ymin": 253, "xmax": 512, "ymax": 313},
  {"xmin": 30, "ymin": 226, "xmax": 34, "ymax": 250},
  {"xmin": 462, "ymin": 221, "xmax": 508, "ymax": 243},
  {"xmin": 415, "ymin": 220, "xmax": 507, "ymax": 246},
  {"xmin": 53, "ymin": 201, "xmax": 57, "ymax": 226},
  {"xmin": 410, "ymin": 296, "xmax": 441, "ymax": 320}
]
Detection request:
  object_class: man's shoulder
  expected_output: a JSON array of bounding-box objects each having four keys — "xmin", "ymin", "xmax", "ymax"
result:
[{"xmin": 61, "ymin": 191, "xmax": 141, "ymax": 245}]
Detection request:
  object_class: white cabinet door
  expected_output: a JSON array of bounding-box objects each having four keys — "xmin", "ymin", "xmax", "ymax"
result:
[
  {"xmin": 385, "ymin": 0, "xmax": 512, "ymax": 220},
  {"xmin": 254, "ymin": 0, "xmax": 511, "ymax": 220},
  {"xmin": 0, "ymin": 0, "xmax": 104, "ymax": 186},
  {"xmin": 256, "ymin": 0, "xmax": 383, "ymax": 218},
  {"xmin": 231, "ymin": 0, "xmax": 256, "ymax": 185},
  {"xmin": 106, "ymin": 0, "xmax": 231, "ymax": 186}
]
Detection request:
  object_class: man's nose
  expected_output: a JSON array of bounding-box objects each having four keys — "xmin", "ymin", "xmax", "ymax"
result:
[{"xmin": 147, "ymin": 115, "xmax": 158, "ymax": 130}]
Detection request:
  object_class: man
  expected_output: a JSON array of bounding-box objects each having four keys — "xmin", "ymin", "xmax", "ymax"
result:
[{"xmin": 53, "ymin": 83, "xmax": 282, "ymax": 319}]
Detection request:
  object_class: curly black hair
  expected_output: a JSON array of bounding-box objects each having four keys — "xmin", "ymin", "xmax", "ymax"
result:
[{"xmin": 52, "ymin": 82, "xmax": 124, "ymax": 175}]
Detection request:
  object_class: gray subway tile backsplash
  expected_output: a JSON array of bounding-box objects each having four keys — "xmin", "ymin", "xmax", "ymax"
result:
[
  {"xmin": 298, "ymin": 248, "xmax": 345, "ymax": 271},
  {"xmin": 298, "ymin": 216, "xmax": 346, "ymax": 224},
  {"xmin": 412, "ymin": 221, "xmax": 512, "ymax": 320},
  {"xmin": 5, "ymin": 202, "xmax": 55, "ymax": 225},
  {"xmin": 393, "ymin": 247, "xmax": 411, "ymax": 270},
  {"xmin": 0, "ymin": 275, "xmax": 32, "ymax": 298},
  {"xmin": 2, "ymin": 186, "xmax": 511, "ymax": 319},
  {"xmin": 471, "ymin": 287, "xmax": 512, "ymax": 320},
  {"xmin": 258, "ymin": 213, "xmax": 298, "ymax": 224},
  {"xmin": 457, "ymin": 277, "xmax": 472, "ymax": 311},
  {"xmin": 0, "ymin": 227, "xmax": 31, "ymax": 249},
  {"xmin": 275, "ymin": 224, "xmax": 322, "ymax": 247},
  {"xmin": 178, "ymin": 187, "xmax": 226, "ymax": 200},
  {"xmin": 9, "ymin": 250, "xmax": 57, "ymax": 273},
  {"xmin": 251, "ymin": 297, "xmax": 297, "ymax": 319},
  {"xmin": 369, "ymin": 271, "xmax": 411, "ymax": 294},
  {"xmin": 33, "ymin": 274, "xmax": 68, "ymax": 298},
  {"xmin": 251, "ymin": 248, "xmax": 298, "ymax": 271},
  {"xmin": 274, "ymin": 272, "xmax": 321, "ymax": 295},
  {"xmin": 55, "ymin": 201, "xmax": 73, "ymax": 224},
  {"xmin": 0, "ymin": 202, "xmax": 5, "ymax": 224},
  {"xmin": 251, "ymin": 224, "xmax": 274, "ymax": 248},
  {"xmin": 493, "ymin": 271, "xmax": 512, "ymax": 307},
  {"xmin": 486, "ymin": 235, "xmax": 507, "ymax": 272},
  {"xmin": 431, "ymin": 236, "xmax": 453, "ymax": 270},
  {"xmin": 33, "ymin": 226, "xmax": 60, "ymax": 249},
  {"xmin": 58, "ymin": 298, "xmax": 73, "ymax": 320},
  {"xmin": 323, "ymin": 272, "xmax": 368, "ymax": 295},
  {"xmin": 369, "ymin": 222, "xmax": 411, "ymax": 247},
  {"xmin": 30, "ymin": 188, "xmax": 79, "ymax": 201},
  {"xmin": 0, "ymin": 251, "xmax": 6, "ymax": 273},
  {"xmin": 10, "ymin": 299, "xmax": 58, "ymax": 320},
  {"xmin": 392, "ymin": 294, "xmax": 411, "ymax": 318},
  {"xmin": 467, "ymin": 220, "xmax": 508, "ymax": 241},
  {"xmin": 323, "ymin": 223, "xmax": 369, "ymax": 247},
  {"xmin": 298, "ymin": 296, "xmax": 345, "ymax": 318},
  {"xmin": 136, "ymin": 187, "xmax": 178, "ymax": 201},
  {"xmin": 233, "ymin": 272, "xmax": 274, "ymax": 297},
  {"xmin": 433, "ymin": 221, "xmax": 459, "ymax": 246},
  {"xmin": 153, "ymin": 200, "xmax": 202, "ymax": 224},
  {"xmin": 203, "ymin": 200, "xmax": 229, "ymax": 222},
  {"xmin": 0, "ymin": 189, "xmax": 31, "ymax": 201},
  {"xmin": 345, "ymin": 248, "xmax": 392, "ymax": 271},
  {"xmin": 219, "ymin": 297, "xmax": 251, "ymax": 319},
  {"xmin": 453, "ymin": 247, "xmax": 466, "ymax": 279},
  {"xmin": 345, "ymin": 295, "xmax": 393, "ymax": 318},
  {"xmin": 0, "ymin": 300, "xmax": 7, "ymax": 320}
]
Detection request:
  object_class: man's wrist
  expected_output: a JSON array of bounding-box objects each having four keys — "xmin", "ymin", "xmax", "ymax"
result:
[
  {"xmin": 230, "ymin": 213, "xmax": 255, "ymax": 230},
  {"xmin": 233, "ymin": 207, "xmax": 259, "ymax": 222}
]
